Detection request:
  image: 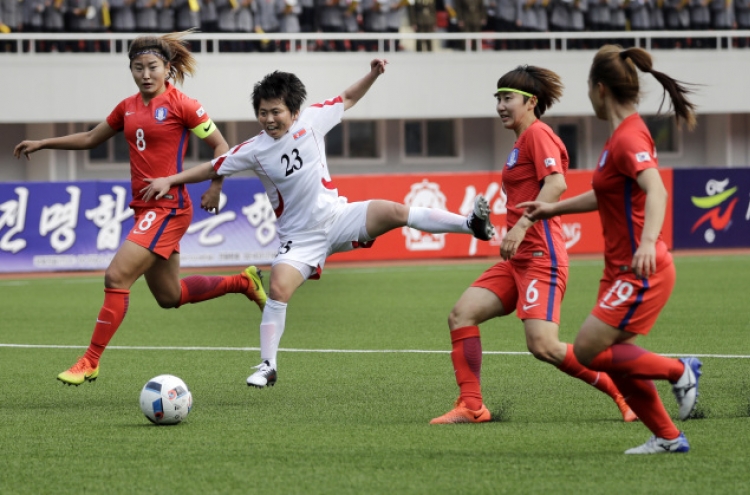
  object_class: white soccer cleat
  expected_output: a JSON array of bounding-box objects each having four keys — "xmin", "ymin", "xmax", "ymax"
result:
[
  {"xmin": 246, "ymin": 360, "xmax": 278, "ymax": 388},
  {"xmin": 624, "ymin": 432, "xmax": 690, "ymax": 454},
  {"xmin": 671, "ymin": 357, "xmax": 702, "ymax": 420}
]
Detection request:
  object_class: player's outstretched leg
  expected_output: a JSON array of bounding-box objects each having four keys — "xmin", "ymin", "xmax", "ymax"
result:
[
  {"xmin": 671, "ymin": 357, "xmax": 702, "ymax": 420},
  {"xmin": 624, "ymin": 432, "xmax": 690, "ymax": 455},
  {"xmin": 57, "ymin": 356, "xmax": 99, "ymax": 386},
  {"xmin": 466, "ymin": 195, "xmax": 495, "ymax": 241},
  {"xmin": 241, "ymin": 266, "xmax": 268, "ymax": 311},
  {"xmin": 430, "ymin": 399, "xmax": 491, "ymax": 424},
  {"xmin": 247, "ymin": 360, "xmax": 277, "ymax": 388}
]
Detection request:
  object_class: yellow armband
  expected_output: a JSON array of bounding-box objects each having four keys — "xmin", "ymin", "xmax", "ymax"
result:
[{"xmin": 192, "ymin": 119, "xmax": 216, "ymax": 139}]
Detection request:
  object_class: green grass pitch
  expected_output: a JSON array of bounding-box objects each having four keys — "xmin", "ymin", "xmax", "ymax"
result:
[{"xmin": 0, "ymin": 254, "xmax": 749, "ymax": 494}]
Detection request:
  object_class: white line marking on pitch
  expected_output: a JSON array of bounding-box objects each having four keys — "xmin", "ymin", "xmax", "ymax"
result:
[{"xmin": 0, "ymin": 343, "xmax": 748, "ymax": 359}]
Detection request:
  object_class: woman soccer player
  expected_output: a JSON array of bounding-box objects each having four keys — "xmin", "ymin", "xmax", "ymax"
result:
[
  {"xmin": 141, "ymin": 59, "xmax": 496, "ymax": 388},
  {"xmin": 430, "ymin": 65, "xmax": 636, "ymax": 425},
  {"xmin": 519, "ymin": 45, "xmax": 702, "ymax": 454},
  {"xmin": 13, "ymin": 31, "xmax": 267, "ymax": 386}
]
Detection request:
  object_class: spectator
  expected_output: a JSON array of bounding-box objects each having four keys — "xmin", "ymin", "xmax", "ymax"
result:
[
  {"xmin": 663, "ymin": 0, "xmax": 689, "ymax": 47},
  {"xmin": 277, "ymin": 0, "xmax": 302, "ymax": 51},
  {"xmin": 23, "ymin": 0, "xmax": 47, "ymax": 52},
  {"xmin": 174, "ymin": 0, "xmax": 201, "ymax": 50},
  {"xmin": 318, "ymin": 0, "xmax": 347, "ymax": 51},
  {"xmin": 736, "ymin": 0, "xmax": 750, "ymax": 46},
  {"xmin": 587, "ymin": 0, "xmax": 610, "ymax": 48},
  {"xmin": 42, "ymin": 0, "xmax": 66, "ymax": 52},
  {"xmin": 298, "ymin": 0, "xmax": 315, "ymax": 33},
  {"xmin": 201, "ymin": 0, "xmax": 218, "ymax": 50},
  {"xmin": 157, "ymin": 0, "xmax": 176, "ymax": 32},
  {"xmin": 650, "ymin": 0, "xmax": 665, "ymax": 43},
  {"xmin": 361, "ymin": 0, "xmax": 389, "ymax": 51},
  {"xmin": 254, "ymin": 0, "xmax": 281, "ymax": 51},
  {"xmin": 215, "ymin": 0, "xmax": 239, "ymax": 51},
  {"xmin": 608, "ymin": 0, "xmax": 627, "ymax": 46},
  {"xmin": 711, "ymin": 0, "xmax": 735, "ymax": 47},
  {"xmin": 532, "ymin": 0, "xmax": 549, "ymax": 48},
  {"xmin": 110, "ymin": 0, "xmax": 136, "ymax": 52},
  {"xmin": 236, "ymin": 0, "xmax": 255, "ymax": 51},
  {"xmin": 567, "ymin": 0, "xmax": 587, "ymax": 48},
  {"xmin": 409, "ymin": 0, "xmax": 436, "ymax": 51},
  {"xmin": 135, "ymin": 0, "xmax": 159, "ymax": 33},
  {"xmin": 453, "ymin": 0, "xmax": 485, "ymax": 50},
  {"xmin": 488, "ymin": 0, "xmax": 522, "ymax": 50},
  {"xmin": 1, "ymin": 0, "xmax": 21, "ymax": 52},
  {"xmin": 386, "ymin": 0, "xmax": 409, "ymax": 51},
  {"xmin": 688, "ymin": 0, "xmax": 711, "ymax": 47},
  {"xmin": 629, "ymin": 0, "xmax": 652, "ymax": 34},
  {"xmin": 343, "ymin": 0, "xmax": 361, "ymax": 51}
]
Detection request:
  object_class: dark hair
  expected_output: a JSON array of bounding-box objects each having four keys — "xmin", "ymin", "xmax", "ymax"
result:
[
  {"xmin": 495, "ymin": 65, "xmax": 564, "ymax": 118},
  {"xmin": 252, "ymin": 71, "xmax": 307, "ymax": 116},
  {"xmin": 128, "ymin": 30, "xmax": 198, "ymax": 86},
  {"xmin": 589, "ymin": 45, "xmax": 697, "ymax": 130}
]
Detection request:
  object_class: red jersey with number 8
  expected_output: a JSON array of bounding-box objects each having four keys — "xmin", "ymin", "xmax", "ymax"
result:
[{"xmin": 107, "ymin": 82, "xmax": 210, "ymax": 210}]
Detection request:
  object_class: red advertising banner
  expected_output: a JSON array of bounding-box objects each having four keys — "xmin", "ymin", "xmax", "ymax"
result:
[{"xmin": 328, "ymin": 169, "xmax": 673, "ymax": 263}]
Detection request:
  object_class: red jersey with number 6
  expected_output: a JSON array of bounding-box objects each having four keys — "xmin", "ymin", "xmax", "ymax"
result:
[
  {"xmin": 107, "ymin": 82, "xmax": 210, "ymax": 210},
  {"xmin": 592, "ymin": 113, "xmax": 671, "ymax": 272}
]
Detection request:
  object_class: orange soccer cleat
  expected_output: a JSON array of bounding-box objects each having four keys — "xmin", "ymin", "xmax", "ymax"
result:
[
  {"xmin": 57, "ymin": 356, "xmax": 99, "ymax": 386},
  {"xmin": 430, "ymin": 399, "xmax": 491, "ymax": 424},
  {"xmin": 242, "ymin": 266, "xmax": 268, "ymax": 311}
]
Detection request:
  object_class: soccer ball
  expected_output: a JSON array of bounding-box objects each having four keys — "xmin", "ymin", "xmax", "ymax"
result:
[{"xmin": 139, "ymin": 374, "xmax": 193, "ymax": 425}]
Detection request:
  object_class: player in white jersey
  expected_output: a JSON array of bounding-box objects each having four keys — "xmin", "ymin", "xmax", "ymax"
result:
[{"xmin": 142, "ymin": 59, "xmax": 495, "ymax": 388}]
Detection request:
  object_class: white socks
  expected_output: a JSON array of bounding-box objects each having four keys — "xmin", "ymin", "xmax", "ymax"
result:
[
  {"xmin": 406, "ymin": 207, "xmax": 471, "ymax": 234},
  {"xmin": 259, "ymin": 298, "xmax": 287, "ymax": 370}
]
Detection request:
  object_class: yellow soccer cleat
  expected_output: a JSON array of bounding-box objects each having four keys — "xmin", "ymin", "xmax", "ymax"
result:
[
  {"xmin": 242, "ymin": 266, "xmax": 268, "ymax": 311},
  {"xmin": 430, "ymin": 399, "xmax": 491, "ymax": 424},
  {"xmin": 57, "ymin": 356, "xmax": 99, "ymax": 386}
]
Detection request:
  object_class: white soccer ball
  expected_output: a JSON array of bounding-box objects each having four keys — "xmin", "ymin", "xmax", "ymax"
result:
[{"xmin": 139, "ymin": 374, "xmax": 193, "ymax": 425}]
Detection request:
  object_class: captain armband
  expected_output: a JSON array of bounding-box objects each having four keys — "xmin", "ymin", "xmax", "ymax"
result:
[{"xmin": 191, "ymin": 119, "xmax": 216, "ymax": 139}]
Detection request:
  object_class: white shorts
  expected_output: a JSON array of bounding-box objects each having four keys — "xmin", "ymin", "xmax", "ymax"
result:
[{"xmin": 272, "ymin": 200, "xmax": 373, "ymax": 280}]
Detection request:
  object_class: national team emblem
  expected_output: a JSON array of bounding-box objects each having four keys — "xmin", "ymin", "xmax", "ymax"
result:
[
  {"xmin": 598, "ymin": 150, "xmax": 608, "ymax": 168},
  {"xmin": 154, "ymin": 107, "xmax": 168, "ymax": 122},
  {"xmin": 293, "ymin": 129, "xmax": 307, "ymax": 140},
  {"xmin": 506, "ymin": 149, "xmax": 519, "ymax": 169},
  {"xmin": 196, "ymin": 106, "xmax": 205, "ymax": 118},
  {"xmin": 635, "ymin": 151, "xmax": 651, "ymax": 162},
  {"xmin": 544, "ymin": 157, "xmax": 556, "ymax": 168}
]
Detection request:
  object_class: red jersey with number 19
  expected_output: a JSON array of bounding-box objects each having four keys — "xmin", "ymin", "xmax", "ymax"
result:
[
  {"xmin": 106, "ymin": 82, "xmax": 210, "ymax": 210},
  {"xmin": 502, "ymin": 119, "xmax": 569, "ymax": 266},
  {"xmin": 592, "ymin": 113, "xmax": 671, "ymax": 272}
]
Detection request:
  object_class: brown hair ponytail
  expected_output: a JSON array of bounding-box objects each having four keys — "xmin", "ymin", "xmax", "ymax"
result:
[
  {"xmin": 590, "ymin": 45, "xmax": 697, "ymax": 130},
  {"xmin": 496, "ymin": 65, "xmax": 564, "ymax": 118}
]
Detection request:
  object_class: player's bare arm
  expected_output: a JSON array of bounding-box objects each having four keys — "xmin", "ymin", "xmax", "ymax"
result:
[
  {"xmin": 141, "ymin": 161, "xmax": 219, "ymax": 202},
  {"xmin": 631, "ymin": 168, "xmax": 668, "ymax": 278},
  {"xmin": 341, "ymin": 59, "xmax": 388, "ymax": 111},
  {"xmin": 199, "ymin": 126, "xmax": 230, "ymax": 213},
  {"xmin": 519, "ymin": 189, "xmax": 598, "ymax": 221},
  {"xmin": 501, "ymin": 172, "xmax": 567, "ymax": 260},
  {"xmin": 13, "ymin": 121, "xmax": 116, "ymax": 160}
]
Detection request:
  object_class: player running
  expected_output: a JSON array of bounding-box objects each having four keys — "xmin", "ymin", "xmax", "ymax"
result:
[
  {"xmin": 431, "ymin": 65, "xmax": 637, "ymax": 425},
  {"xmin": 141, "ymin": 59, "xmax": 495, "ymax": 388},
  {"xmin": 13, "ymin": 31, "xmax": 267, "ymax": 386},
  {"xmin": 519, "ymin": 45, "xmax": 702, "ymax": 454}
]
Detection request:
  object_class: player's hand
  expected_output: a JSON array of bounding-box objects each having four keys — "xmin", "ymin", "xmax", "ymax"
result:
[
  {"xmin": 500, "ymin": 225, "xmax": 527, "ymax": 261},
  {"xmin": 201, "ymin": 181, "xmax": 222, "ymax": 214},
  {"xmin": 517, "ymin": 200, "xmax": 555, "ymax": 222},
  {"xmin": 371, "ymin": 59, "xmax": 388, "ymax": 75},
  {"xmin": 141, "ymin": 177, "xmax": 171, "ymax": 202},
  {"xmin": 13, "ymin": 140, "xmax": 43, "ymax": 160},
  {"xmin": 631, "ymin": 240, "xmax": 657, "ymax": 279}
]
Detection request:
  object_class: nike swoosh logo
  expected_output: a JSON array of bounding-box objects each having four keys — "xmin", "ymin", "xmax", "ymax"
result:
[
  {"xmin": 203, "ymin": 124, "xmax": 211, "ymax": 132},
  {"xmin": 473, "ymin": 413, "xmax": 484, "ymax": 420},
  {"xmin": 96, "ymin": 319, "xmax": 111, "ymax": 324},
  {"xmin": 522, "ymin": 303, "xmax": 539, "ymax": 311},
  {"xmin": 125, "ymin": 111, "xmax": 134, "ymax": 116}
]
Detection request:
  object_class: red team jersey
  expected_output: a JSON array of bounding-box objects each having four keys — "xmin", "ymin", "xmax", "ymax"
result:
[
  {"xmin": 592, "ymin": 113, "xmax": 672, "ymax": 273},
  {"xmin": 591, "ymin": 113, "xmax": 674, "ymax": 333},
  {"xmin": 502, "ymin": 119, "xmax": 569, "ymax": 267},
  {"xmin": 106, "ymin": 82, "xmax": 210, "ymax": 210}
]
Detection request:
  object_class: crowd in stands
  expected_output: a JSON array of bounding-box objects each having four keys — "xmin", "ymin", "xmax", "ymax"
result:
[{"xmin": 1, "ymin": 0, "xmax": 749, "ymax": 52}]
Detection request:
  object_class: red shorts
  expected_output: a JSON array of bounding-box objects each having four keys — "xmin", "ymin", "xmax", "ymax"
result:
[
  {"xmin": 472, "ymin": 261, "xmax": 568, "ymax": 324},
  {"xmin": 126, "ymin": 206, "xmax": 192, "ymax": 259},
  {"xmin": 591, "ymin": 261, "xmax": 676, "ymax": 335}
]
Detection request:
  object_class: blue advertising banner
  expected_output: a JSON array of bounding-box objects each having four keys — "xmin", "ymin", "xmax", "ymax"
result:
[
  {"xmin": 672, "ymin": 168, "xmax": 750, "ymax": 249},
  {"xmin": 0, "ymin": 178, "xmax": 279, "ymax": 273}
]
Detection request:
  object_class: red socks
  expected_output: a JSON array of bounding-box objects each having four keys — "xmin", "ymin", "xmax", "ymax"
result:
[
  {"xmin": 450, "ymin": 326, "xmax": 483, "ymax": 410},
  {"xmin": 178, "ymin": 274, "xmax": 248, "ymax": 306},
  {"xmin": 588, "ymin": 344, "xmax": 684, "ymax": 382},
  {"xmin": 557, "ymin": 343, "xmax": 622, "ymax": 399},
  {"xmin": 588, "ymin": 343, "xmax": 684, "ymax": 439},
  {"xmin": 83, "ymin": 288, "xmax": 130, "ymax": 366}
]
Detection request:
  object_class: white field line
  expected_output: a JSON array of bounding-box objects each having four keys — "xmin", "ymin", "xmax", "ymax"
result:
[{"xmin": 0, "ymin": 343, "xmax": 748, "ymax": 359}]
